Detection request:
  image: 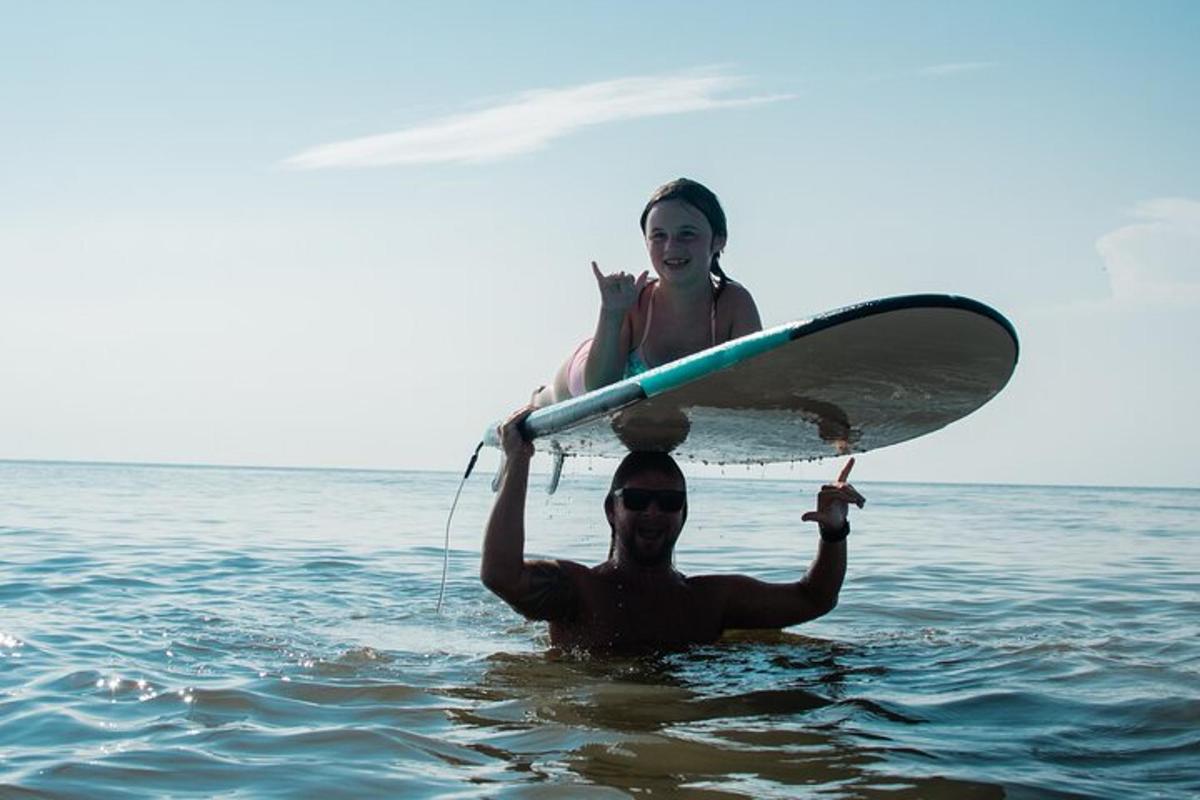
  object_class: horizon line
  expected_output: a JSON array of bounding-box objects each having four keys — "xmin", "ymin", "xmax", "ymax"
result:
[{"xmin": 2, "ymin": 457, "xmax": 1195, "ymax": 492}]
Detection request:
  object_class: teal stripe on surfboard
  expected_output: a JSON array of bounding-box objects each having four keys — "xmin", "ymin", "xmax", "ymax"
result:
[
  {"xmin": 482, "ymin": 324, "xmax": 793, "ymax": 447},
  {"xmin": 637, "ymin": 324, "xmax": 794, "ymax": 397}
]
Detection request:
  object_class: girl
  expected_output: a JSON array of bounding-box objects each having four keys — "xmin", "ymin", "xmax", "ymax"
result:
[{"xmin": 534, "ymin": 178, "xmax": 762, "ymax": 406}]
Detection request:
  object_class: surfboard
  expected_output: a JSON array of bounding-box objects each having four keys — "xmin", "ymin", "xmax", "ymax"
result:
[{"xmin": 485, "ymin": 294, "xmax": 1018, "ymax": 466}]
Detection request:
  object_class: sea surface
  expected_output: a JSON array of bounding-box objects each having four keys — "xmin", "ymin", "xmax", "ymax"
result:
[{"xmin": 1, "ymin": 459, "xmax": 1197, "ymax": 799}]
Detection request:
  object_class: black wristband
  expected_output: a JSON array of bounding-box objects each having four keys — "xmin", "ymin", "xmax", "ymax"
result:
[{"xmin": 819, "ymin": 520, "xmax": 850, "ymax": 542}]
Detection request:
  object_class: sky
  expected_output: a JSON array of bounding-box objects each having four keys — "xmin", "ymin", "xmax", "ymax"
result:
[{"xmin": 2, "ymin": 1, "xmax": 1198, "ymax": 487}]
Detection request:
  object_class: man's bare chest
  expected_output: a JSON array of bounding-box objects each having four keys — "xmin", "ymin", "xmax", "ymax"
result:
[{"xmin": 554, "ymin": 581, "xmax": 724, "ymax": 650}]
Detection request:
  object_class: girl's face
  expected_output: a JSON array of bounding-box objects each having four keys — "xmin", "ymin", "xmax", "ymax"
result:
[{"xmin": 643, "ymin": 199, "xmax": 725, "ymax": 286}]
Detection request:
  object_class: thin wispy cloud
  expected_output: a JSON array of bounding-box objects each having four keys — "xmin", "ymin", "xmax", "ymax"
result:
[
  {"xmin": 916, "ymin": 61, "xmax": 997, "ymax": 77},
  {"xmin": 283, "ymin": 69, "xmax": 791, "ymax": 169},
  {"xmin": 1096, "ymin": 197, "xmax": 1200, "ymax": 307}
]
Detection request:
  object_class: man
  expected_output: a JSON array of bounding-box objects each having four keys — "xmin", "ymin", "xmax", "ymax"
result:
[{"xmin": 481, "ymin": 407, "xmax": 866, "ymax": 652}]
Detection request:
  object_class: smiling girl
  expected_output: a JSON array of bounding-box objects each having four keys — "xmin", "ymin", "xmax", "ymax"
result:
[{"xmin": 534, "ymin": 178, "xmax": 763, "ymax": 406}]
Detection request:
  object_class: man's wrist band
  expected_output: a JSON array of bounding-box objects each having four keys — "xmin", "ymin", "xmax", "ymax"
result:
[{"xmin": 819, "ymin": 520, "xmax": 850, "ymax": 542}]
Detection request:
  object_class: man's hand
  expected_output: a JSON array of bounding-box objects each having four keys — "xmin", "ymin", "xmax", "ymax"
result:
[
  {"xmin": 498, "ymin": 405, "xmax": 535, "ymax": 461},
  {"xmin": 802, "ymin": 458, "xmax": 866, "ymax": 537},
  {"xmin": 592, "ymin": 261, "xmax": 649, "ymax": 313}
]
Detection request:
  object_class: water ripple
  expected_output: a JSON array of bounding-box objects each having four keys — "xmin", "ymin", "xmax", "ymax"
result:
[{"xmin": 1, "ymin": 464, "xmax": 1197, "ymax": 798}]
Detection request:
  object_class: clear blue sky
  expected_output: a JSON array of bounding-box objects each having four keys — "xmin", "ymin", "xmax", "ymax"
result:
[{"xmin": 2, "ymin": 1, "xmax": 1198, "ymax": 486}]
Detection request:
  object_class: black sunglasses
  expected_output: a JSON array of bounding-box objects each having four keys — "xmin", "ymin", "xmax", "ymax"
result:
[{"xmin": 612, "ymin": 488, "xmax": 686, "ymax": 513}]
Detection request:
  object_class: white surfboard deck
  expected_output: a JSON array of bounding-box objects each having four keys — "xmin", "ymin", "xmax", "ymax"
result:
[{"xmin": 485, "ymin": 294, "xmax": 1018, "ymax": 465}]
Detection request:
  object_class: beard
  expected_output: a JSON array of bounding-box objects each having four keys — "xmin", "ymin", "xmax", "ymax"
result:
[{"xmin": 617, "ymin": 525, "xmax": 678, "ymax": 567}]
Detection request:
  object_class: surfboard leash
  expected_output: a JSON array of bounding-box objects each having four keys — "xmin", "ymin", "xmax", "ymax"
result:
[{"xmin": 436, "ymin": 439, "xmax": 484, "ymax": 614}]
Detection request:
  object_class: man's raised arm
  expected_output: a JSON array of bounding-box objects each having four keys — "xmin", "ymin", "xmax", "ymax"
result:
[
  {"xmin": 480, "ymin": 407, "xmax": 537, "ymax": 601},
  {"xmin": 480, "ymin": 407, "xmax": 579, "ymax": 622},
  {"xmin": 714, "ymin": 458, "xmax": 865, "ymax": 631}
]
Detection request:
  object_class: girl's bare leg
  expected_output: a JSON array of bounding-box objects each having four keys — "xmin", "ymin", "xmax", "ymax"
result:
[{"xmin": 531, "ymin": 357, "xmax": 574, "ymax": 407}]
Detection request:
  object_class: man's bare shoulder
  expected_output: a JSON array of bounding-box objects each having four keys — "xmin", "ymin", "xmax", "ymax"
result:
[
  {"xmin": 684, "ymin": 572, "xmax": 769, "ymax": 601},
  {"xmin": 685, "ymin": 572, "xmax": 760, "ymax": 588},
  {"xmin": 527, "ymin": 558, "xmax": 593, "ymax": 586}
]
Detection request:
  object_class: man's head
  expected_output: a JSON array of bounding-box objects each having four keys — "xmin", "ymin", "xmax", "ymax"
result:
[{"xmin": 604, "ymin": 451, "xmax": 687, "ymax": 567}]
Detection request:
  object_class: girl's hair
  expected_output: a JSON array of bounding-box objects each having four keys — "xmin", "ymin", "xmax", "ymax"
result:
[{"xmin": 639, "ymin": 178, "xmax": 731, "ymax": 299}]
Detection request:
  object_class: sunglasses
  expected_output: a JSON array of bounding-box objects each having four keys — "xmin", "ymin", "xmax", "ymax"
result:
[{"xmin": 612, "ymin": 488, "xmax": 686, "ymax": 513}]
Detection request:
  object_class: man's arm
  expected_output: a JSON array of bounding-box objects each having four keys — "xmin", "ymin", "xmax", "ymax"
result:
[
  {"xmin": 713, "ymin": 458, "xmax": 863, "ymax": 630},
  {"xmin": 479, "ymin": 412, "xmax": 533, "ymax": 599},
  {"xmin": 710, "ymin": 539, "xmax": 846, "ymax": 630},
  {"xmin": 480, "ymin": 407, "xmax": 579, "ymax": 622}
]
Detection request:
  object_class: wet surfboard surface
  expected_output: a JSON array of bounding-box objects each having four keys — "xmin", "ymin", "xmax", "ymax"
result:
[{"xmin": 486, "ymin": 294, "xmax": 1019, "ymax": 465}]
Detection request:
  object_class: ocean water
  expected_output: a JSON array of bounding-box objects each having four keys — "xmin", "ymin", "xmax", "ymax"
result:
[{"xmin": 1, "ymin": 459, "xmax": 1196, "ymax": 799}]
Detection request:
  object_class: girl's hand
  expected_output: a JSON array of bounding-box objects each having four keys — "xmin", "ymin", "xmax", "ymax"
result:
[{"xmin": 592, "ymin": 261, "xmax": 649, "ymax": 313}]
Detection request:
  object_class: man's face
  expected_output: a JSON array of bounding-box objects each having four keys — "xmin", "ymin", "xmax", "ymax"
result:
[{"xmin": 607, "ymin": 469, "xmax": 686, "ymax": 567}]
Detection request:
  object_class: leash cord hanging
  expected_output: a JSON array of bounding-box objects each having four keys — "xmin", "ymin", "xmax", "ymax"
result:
[{"xmin": 436, "ymin": 440, "xmax": 483, "ymax": 613}]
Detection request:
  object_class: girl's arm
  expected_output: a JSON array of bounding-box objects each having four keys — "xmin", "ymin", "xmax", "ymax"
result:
[{"xmin": 583, "ymin": 262, "xmax": 647, "ymax": 391}]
